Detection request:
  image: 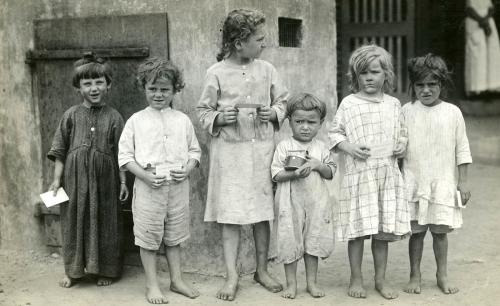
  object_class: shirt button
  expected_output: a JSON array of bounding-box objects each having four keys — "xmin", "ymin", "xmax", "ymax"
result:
[
  {"xmin": 242, "ymin": 65, "xmax": 247, "ymax": 69},
  {"xmin": 251, "ymin": 138, "xmax": 255, "ymax": 142},
  {"xmin": 90, "ymin": 127, "xmax": 95, "ymax": 132},
  {"xmin": 246, "ymin": 96, "xmax": 251, "ymax": 99},
  {"xmin": 249, "ymin": 113, "xmax": 253, "ymax": 118}
]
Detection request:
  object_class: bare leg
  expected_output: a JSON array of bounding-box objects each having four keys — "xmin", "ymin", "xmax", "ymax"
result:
[
  {"xmin": 216, "ymin": 224, "xmax": 240, "ymax": 301},
  {"xmin": 140, "ymin": 247, "xmax": 168, "ymax": 304},
  {"xmin": 165, "ymin": 244, "xmax": 199, "ymax": 298},
  {"xmin": 253, "ymin": 221, "xmax": 283, "ymax": 292},
  {"xmin": 305, "ymin": 254, "xmax": 325, "ymax": 298},
  {"xmin": 372, "ymin": 238, "xmax": 398, "ymax": 299},
  {"xmin": 404, "ymin": 231, "xmax": 426, "ymax": 294},
  {"xmin": 347, "ymin": 238, "xmax": 366, "ymax": 298},
  {"xmin": 281, "ymin": 261, "xmax": 297, "ymax": 299},
  {"xmin": 432, "ymin": 232, "xmax": 459, "ymax": 294},
  {"xmin": 59, "ymin": 275, "xmax": 77, "ymax": 288}
]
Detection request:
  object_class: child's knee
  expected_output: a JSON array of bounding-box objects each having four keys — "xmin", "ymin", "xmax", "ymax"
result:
[{"xmin": 430, "ymin": 232, "xmax": 447, "ymax": 240}]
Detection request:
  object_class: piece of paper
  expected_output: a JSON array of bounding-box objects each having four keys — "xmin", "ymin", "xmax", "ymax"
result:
[
  {"xmin": 40, "ymin": 187, "xmax": 69, "ymax": 208},
  {"xmin": 156, "ymin": 164, "xmax": 183, "ymax": 180},
  {"xmin": 368, "ymin": 141, "xmax": 394, "ymax": 159},
  {"xmin": 456, "ymin": 190, "xmax": 466, "ymax": 208}
]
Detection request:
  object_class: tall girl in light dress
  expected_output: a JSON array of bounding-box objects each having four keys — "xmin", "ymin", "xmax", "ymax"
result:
[
  {"xmin": 402, "ymin": 54, "xmax": 472, "ymax": 295},
  {"xmin": 328, "ymin": 44, "xmax": 411, "ymax": 300},
  {"xmin": 197, "ymin": 9, "xmax": 288, "ymax": 301}
]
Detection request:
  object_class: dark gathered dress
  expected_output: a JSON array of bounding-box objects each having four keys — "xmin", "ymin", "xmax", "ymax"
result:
[{"xmin": 47, "ymin": 104, "xmax": 124, "ymax": 278}]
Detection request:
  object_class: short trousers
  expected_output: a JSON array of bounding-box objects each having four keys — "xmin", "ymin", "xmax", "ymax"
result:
[
  {"xmin": 410, "ymin": 220, "xmax": 453, "ymax": 234},
  {"xmin": 132, "ymin": 178, "xmax": 190, "ymax": 250}
]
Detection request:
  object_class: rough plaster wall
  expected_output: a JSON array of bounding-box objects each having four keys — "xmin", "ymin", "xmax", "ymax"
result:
[{"xmin": 0, "ymin": 0, "xmax": 337, "ymax": 274}]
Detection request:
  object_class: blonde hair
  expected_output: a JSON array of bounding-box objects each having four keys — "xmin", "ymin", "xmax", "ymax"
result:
[{"xmin": 347, "ymin": 44, "xmax": 395, "ymax": 93}]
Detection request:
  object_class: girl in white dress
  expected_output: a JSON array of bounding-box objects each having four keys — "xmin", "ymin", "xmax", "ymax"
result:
[{"xmin": 402, "ymin": 54, "xmax": 472, "ymax": 295}]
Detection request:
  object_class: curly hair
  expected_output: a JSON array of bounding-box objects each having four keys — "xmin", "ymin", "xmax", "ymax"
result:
[
  {"xmin": 286, "ymin": 93, "xmax": 327, "ymax": 120},
  {"xmin": 216, "ymin": 9, "xmax": 266, "ymax": 62},
  {"xmin": 136, "ymin": 57, "xmax": 185, "ymax": 92},
  {"xmin": 72, "ymin": 51, "xmax": 112, "ymax": 88},
  {"xmin": 347, "ymin": 44, "xmax": 395, "ymax": 93},
  {"xmin": 407, "ymin": 53, "xmax": 453, "ymax": 101}
]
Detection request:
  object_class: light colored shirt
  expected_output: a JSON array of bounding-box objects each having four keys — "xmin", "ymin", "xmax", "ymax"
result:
[{"xmin": 118, "ymin": 106, "xmax": 201, "ymax": 170}]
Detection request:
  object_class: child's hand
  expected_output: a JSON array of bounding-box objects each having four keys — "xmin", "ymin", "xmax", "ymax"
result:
[
  {"xmin": 170, "ymin": 167, "xmax": 190, "ymax": 182},
  {"xmin": 294, "ymin": 164, "xmax": 312, "ymax": 178},
  {"xmin": 119, "ymin": 184, "xmax": 129, "ymax": 202},
  {"xmin": 304, "ymin": 155, "xmax": 323, "ymax": 171},
  {"xmin": 257, "ymin": 106, "xmax": 274, "ymax": 122},
  {"xmin": 393, "ymin": 143, "xmax": 406, "ymax": 158},
  {"xmin": 220, "ymin": 106, "xmax": 238, "ymax": 125},
  {"xmin": 143, "ymin": 172, "xmax": 167, "ymax": 189},
  {"xmin": 48, "ymin": 179, "xmax": 61, "ymax": 196},
  {"xmin": 341, "ymin": 142, "xmax": 370, "ymax": 160},
  {"xmin": 457, "ymin": 182, "xmax": 471, "ymax": 205}
]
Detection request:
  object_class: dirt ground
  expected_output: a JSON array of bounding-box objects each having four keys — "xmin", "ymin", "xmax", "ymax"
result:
[{"xmin": 1, "ymin": 163, "xmax": 500, "ymax": 306}]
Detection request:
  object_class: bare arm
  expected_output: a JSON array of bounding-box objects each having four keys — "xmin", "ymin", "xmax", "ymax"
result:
[
  {"xmin": 457, "ymin": 163, "xmax": 471, "ymax": 205},
  {"xmin": 48, "ymin": 159, "xmax": 64, "ymax": 195}
]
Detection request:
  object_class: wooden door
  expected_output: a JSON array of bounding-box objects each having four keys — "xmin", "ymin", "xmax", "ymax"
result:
[
  {"xmin": 337, "ymin": 0, "xmax": 415, "ymax": 102},
  {"xmin": 28, "ymin": 13, "xmax": 169, "ymax": 252}
]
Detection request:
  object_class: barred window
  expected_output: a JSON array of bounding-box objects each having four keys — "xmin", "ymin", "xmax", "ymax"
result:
[{"xmin": 278, "ymin": 17, "xmax": 302, "ymax": 48}]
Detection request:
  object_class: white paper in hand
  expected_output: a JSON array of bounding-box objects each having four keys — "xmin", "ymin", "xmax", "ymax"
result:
[{"xmin": 40, "ymin": 187, "xmax": 69, "ymax": 208}]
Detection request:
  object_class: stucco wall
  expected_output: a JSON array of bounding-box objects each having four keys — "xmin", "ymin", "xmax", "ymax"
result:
[{"xmin": 0, "ymin": 0, "xmax": 337, "ymax": 274}]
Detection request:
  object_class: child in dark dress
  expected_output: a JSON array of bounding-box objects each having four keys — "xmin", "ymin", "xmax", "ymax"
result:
[{"xmin": 47, "ymin": 52, "xmax": 129, "ymax": 287}]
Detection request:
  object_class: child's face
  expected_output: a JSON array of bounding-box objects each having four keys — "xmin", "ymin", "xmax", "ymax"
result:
[
  {"xmin": 77, "ymin": 77, "xmax": 110, "ymax": 105},
  {"xmin": 289, "ymin": 109, "xmax": 323, "ymax": 143},
  {"xmin": 145, "ymin": 78, "xmax": 175, "ymax": 110},
  {"xmin": 238, "ymin": 24, "xmax": 266, "ymax": 60},
  {"xmin": 358, "ymin": 59, "xmax": 385, "ymax": 96},
  {"xmin": 414, "ymin": 75, "xmax": 441, "ymax": 107}
]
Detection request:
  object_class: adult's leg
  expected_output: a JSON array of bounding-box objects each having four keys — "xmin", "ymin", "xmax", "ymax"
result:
[
  {"xmin": 165, "ymin": 244, "xmax": 199, "ymax": 298},
  {"xmin": 216, "ymin": 223, "xmax": 240, "ymax": 301},
  {"xmin": 305, "ymin": 254, "xmax": 325, "ymax": 298},
  {"xmin": 281, "ymin": 261, "xmax": 298, "ymax": 299},
  {"xmin": 140, "ymin": 247, "xmax": 168, "ymax": 304},
  {"xmin": 432, "ymin": 232, "xmax": 459, "ymax": 294},
  {"xmin": 372, "ymin": 238, "xmax": 398, "ymax": 299},
  {"xmin": 253, "ymin": 221, "xmax": 283, "ymax": 292},
  {"xmin": 404, "ymin": 231, "xmax": 426, "ymax": 294},
  {"xmin": 348, "ymin": 238, "xmax": 366, "ymax": 298}
]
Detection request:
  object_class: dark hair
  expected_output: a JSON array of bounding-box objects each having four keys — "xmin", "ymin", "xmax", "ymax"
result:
[
  {"xmin": 407, "ymin": 53, "xmax": 452, "ymax": 101},
  {"xmin": 136, "ymin": 57, "xmax": 185, "ymax": 92},
  {"xmin": 216, "ymin": 9, "xmax": 266, "ymax": 62},
  {"xmin": 347, "ymin": 44, "xmax": 395, "ymax": 93},
  {"xmin": 72, "ymin": 52, "xmax": 112, "ymax": 88},
  {"xmin": 286, "ymin": 93, "xmax": 327, "ymax": 120}
]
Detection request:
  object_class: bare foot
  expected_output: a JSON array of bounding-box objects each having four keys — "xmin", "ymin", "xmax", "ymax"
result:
[
  {"xmin": 146, "ymin": 285, "xmax": 169, "ymax": 304},
  {"xmin": 216, "ymin": 276, "xmax": 238, "ymax": 301},
  {"xmin": 404, "ymin": 275, "xmax": 422, "ymax": 294},
  {"xmin": 254, "ymin": 271, "xmax": 283, "ymax": 293},
  {"xmin": 437, "ymin": 274, "xmax": 459, "ymax": 294},
  {"xmin": 96, "ymin": 277, "xmax": 113, "ymax": 286},
  {"xmin": 281, "ymin": 283, "xmax": 297, "ymax": 299},
  {"xmin": 348, "ymin": 277, "xmax": 366, "ymax": 298},
  {"xmin": 307, "ymin": 282, "xmax": 325, "ymax": 298},
  {"xmin": 59, "ymin": 275, "xmax": 76, "ymax": 288},
  {"xmin": 170, "ymin": 279, "xmax": 200, "ymax": 299},
  {"xmin": 375, "ymin": 280, "xmax": 399, "ymax": 299}
]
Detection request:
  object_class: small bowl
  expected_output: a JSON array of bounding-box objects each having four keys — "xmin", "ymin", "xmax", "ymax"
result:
[{"xmin": 284, "ymin": 155, "xmax": 307, "ymax": 170}]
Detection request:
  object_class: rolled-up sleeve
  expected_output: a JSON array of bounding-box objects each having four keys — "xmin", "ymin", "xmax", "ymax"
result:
[
  {"xmin": 118, "ymin": 117, "xmax": 136, "ymax": 170},
  {"xmin": 328, "ymin": 103, "xmax": 347, "ymax": 151},
  {"xmin": 455, "ymin": 110, "xmax": 472, "ymax": 165},
  {"xmin": 197, "ymin": 71, "xmax": 222, "ymax": 136}
]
